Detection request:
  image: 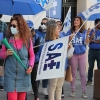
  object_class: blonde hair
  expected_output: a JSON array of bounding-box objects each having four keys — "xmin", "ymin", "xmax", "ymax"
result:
[{"xmin": 45, "ymin": 19, "xmax": 57, "ymax": 41}]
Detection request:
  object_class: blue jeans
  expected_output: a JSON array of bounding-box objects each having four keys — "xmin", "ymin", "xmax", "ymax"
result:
[
  {"xmin": 88, "ymin": 49, "xmax": 100, "ymax": 82},
  {"xmin": 38, "ymin": 79, "xmax": 48, "ymax": 88},
  {"xmin": 42, "ymin": 79, "xmax": 48, "ymax": 88},
  {"xmin": 0, "ymin": 76, "xmax": 4, "ymax": 86}
]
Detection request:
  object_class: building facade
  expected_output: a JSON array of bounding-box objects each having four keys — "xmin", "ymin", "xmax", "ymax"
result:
[{"xmin": 62, "ymin": 0, "xmax": 94, "ymax": 29}]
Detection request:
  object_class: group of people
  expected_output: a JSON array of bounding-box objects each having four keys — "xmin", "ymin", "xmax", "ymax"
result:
[{"xmin": 0, "ymin": 13, "xmax": 100, "ymax": 100}]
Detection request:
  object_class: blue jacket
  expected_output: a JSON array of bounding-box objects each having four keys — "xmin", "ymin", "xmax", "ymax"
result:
[
  {"xmin": 35, "ymin": 30, "xmax": 46, "ymax": 61},
  {"xmin": 32, "ymin": 33, "xmax": 40, "ymax": 62}
]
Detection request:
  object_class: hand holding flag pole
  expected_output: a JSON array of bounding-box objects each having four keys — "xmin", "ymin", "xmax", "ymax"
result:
[{"xmin": 69, "ymin": 16, "xmax": 90, "ymax": 44}]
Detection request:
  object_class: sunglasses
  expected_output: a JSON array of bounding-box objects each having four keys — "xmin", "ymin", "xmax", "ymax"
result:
[
  {"xmin": 41, "ymin": 22, "xmax": 46, "ymax": 25},
  {"xmin": 10, "ymin": 24, "xmax": 17, "ymax": 28}
]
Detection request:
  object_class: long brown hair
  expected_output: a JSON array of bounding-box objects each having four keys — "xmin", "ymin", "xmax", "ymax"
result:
[
  {"xmin": 71, "ymin": 16, "xmax": 85, "ymax": 33},
  {"xmin": 45, "ymin": 20, "xmax": 57, "ymax": 41},
  {"xmin": 7, "ymin": 16, "xmax": 31, "ymax": 44}
]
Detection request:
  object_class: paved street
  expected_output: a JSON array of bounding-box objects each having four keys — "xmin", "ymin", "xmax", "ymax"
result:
[{"xmin": 0, "ymin": 72, "xmax": 95, "ymax": 100}]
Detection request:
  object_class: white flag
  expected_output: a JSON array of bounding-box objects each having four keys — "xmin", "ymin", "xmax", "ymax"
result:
[
  {"xmin": 89, "ymin": 0, "xmax": 100, "ymax": 5},
  {"xmin": 62, "ymin": 6, "xmax": 71, "ymax": 34},
  {"xmin": 35, "ymin": 0, "xmax": 54, "ymax": 10}
]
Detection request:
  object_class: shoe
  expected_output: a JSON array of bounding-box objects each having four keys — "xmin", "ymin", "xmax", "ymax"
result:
[
  {"xmin": 61, "ymin": 94, "xmax": 64, "ymax": 98},
  {"xmin": 42, "ymin": 88, "xmax": 48, "ymax": 95},
  {"xmin": 0, "ymin": 85, "xmax": 4, "ymax": 91},
  {"xmin": 82, "ymin": 91, "xmax": 87, "ymax": 99},
  {"xmin": 86, "ymin": 81, "xmax": 92, "ymax": 86},
  {"xmin": 34, "ymin": 98, "xmax": 39, "ymax": 100},
  {"xmin": 70, "ymin": 91, "xmax": 75, "ymax": 97},
  {"xmin": 44, "ymin": 95, "xmax": 48, "ymax": 99}
]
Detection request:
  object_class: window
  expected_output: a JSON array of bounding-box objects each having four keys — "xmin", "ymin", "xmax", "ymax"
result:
[{"xmin": 62, "ymin": 0, "xmax": 77, "ymax": 23}]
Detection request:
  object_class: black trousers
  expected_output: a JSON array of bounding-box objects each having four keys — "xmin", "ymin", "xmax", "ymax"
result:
[
  {"xmin": 88, "ymin": 49, "xmax": 100, "ymax": 82},
  {"xmin": 31, "ymin": 63, "xmax": 39, "ymax": 98},
  {"xmin": 62, "ymin": 87, "xmax": 64, "ymax": 94}
]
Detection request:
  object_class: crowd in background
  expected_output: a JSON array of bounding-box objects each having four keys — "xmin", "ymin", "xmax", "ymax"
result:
[{"xmin": 0, "ymin": 14, "xmax": 100, "ymax": 100}]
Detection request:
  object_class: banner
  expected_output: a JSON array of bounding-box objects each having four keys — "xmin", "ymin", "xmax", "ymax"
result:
[
  {"xmin": 46, "ymin": 0, "xmax": 62, "ymax": 19},
  {"xmin": 62, "ymin": 6, "xmax": 71, "ymax": 34},
  {"xmin": 36, "ymin": 36, "xmax": 69, "ymax": 80}
]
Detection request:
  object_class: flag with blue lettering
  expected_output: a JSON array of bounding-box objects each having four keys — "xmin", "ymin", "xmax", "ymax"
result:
[
  {"xmin": 62, "ymin": 6, "xmax": 71, "ymax": 34},
  {"xmin": 46, "ymin": 0, "xmax": 62, "ymax": 19},
  {"xmin": 34, "ymin": 0, "xmax": 54, "ymax": 10},
  {"xmin": 89, "ymin": 0, "xmax": 100, "ymax": 5},
  {"xmin": 36, "ymin": 36, "xmax": 69, "ymax": 80},
  {"xmin": 78, "ymin": 3, "xmax": 100, "ymax": 20}
]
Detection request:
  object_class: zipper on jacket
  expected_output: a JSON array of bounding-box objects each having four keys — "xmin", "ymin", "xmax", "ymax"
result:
[{"xmin": 14, "ymin": 59, "xmax": 18, "ymax": 90}]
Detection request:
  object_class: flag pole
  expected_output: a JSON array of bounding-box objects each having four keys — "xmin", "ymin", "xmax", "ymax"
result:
[
  {"xmin": 93, "ymin": 21, "xmax": 100, "ymax": 29},
  {"xmin": 49, "ymin": 8, "xmax": 50, "ymax": 18}
]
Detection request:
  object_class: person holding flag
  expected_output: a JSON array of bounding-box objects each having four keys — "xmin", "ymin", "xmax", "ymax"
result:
[
  {"xmin": 56, "ymin": 20, "xmax": 65, "ymax": 99},
  {"xmin": 56, "ymin": 6, "xmax": 71, "ymax": 97},
  {"xmin": 66, "ymin": 16, "xmax": 90, "ymax": 99},
  {"xmin": 45, "ymin": 19, "xmax": 70, "ymax": 100}
]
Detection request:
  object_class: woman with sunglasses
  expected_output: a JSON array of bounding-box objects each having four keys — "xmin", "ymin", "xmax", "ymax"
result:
[{"xmin": 0, "ymin": 15, "xmax": 35, "ymax": 100}]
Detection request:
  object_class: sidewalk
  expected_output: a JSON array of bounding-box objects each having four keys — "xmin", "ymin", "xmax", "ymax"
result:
[{"xmin": 0, "ymin": 72, "xmax": 94, "ymax": 100}]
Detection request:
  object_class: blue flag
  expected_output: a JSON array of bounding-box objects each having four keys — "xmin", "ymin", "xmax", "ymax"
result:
[
  {"xmin": 46, "ymin": 0, "xmax": 62, "ymax": 19},
  {"xmin": 78, "ymin": 3, "xmax": 100, "ymax": 20}
]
